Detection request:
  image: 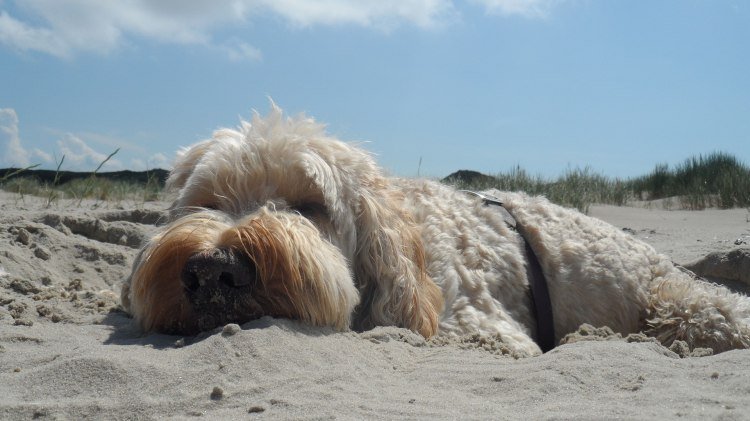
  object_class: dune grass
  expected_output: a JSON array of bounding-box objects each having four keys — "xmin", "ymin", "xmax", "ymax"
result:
[
  {"xmin": 629, "ymin": 152, "xmax": 750, "ymax": 210},
  {"xmin": 0, "ymin": 164, "xmax": 40, "ymax": 183},
  {"xmin": 2, "ymin": 151, "xmax": 748, "ymax": 213},
  {"xmin": 1, "ymin": 176, "xmax": 164, "ymax": 205},
  {"xmin": 445, "ymin": 152, "xmax": 750, "ymax": 213},
  {"xmin": 0, "ymin": 149, "xmax": 164, "ymax": 206}
]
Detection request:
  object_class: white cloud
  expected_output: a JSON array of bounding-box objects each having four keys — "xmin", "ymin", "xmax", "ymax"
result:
[
  {"xmin": 0, "ymin": 11, "xmax": 70, "ymax": 57},
  {"xmin": 31, "ymin": 147, "xmax": 53, "ymax": 164},
  {"xmin": 0, "ymin": 108, "xmax": 59, "ymax": 168},
  {"xmin": 0, "ymin": 0, "xmax": 456, "ymax": 59},
  {"xmin": 148, "ymin": 152, "xmax": 171, "ymax": 169},
  {"xmin": 71, "ymin": 131, "xmax": 145, "ymax": 155},
  {"xmin": 0, "ymin": 0, "xmax": 245, "ymax": 58},
  {"xmin": 469, "ymin": 0, "xmax": 562, "ymax": 18},
  {"xmin": 220, "ymin": 39, "xmax": 263, "ymax": 62},
  {"xmin": 130, "ymin": 152, "xmax": 172, "ymax": 171},
  {"xmin": 0, "ymin": 108, "xmax": 32, "ymax": 167},
  {"xmin": 256, "ymin": 0, "xmax": 454, "ymax": 29},
  {"xmin": 57, "ymin": 134, "xmax": 123, "ymax": 171},
  {"xmin": 1, "ymin": 108, "xmax": 169, "ymax": 171}
]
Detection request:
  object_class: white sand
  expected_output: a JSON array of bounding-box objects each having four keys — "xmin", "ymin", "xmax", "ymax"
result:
[{"xmin": 1, "ymin": 193, "xmax": 748, "ymax": 420}]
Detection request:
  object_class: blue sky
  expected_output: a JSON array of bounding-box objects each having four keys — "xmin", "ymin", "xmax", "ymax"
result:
[{"xmin": 1, "ymin": 1, "xmax": 748, "ymax": 178}]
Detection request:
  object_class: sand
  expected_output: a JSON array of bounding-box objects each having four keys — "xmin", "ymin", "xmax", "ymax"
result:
[{"xmin": 1, "ymin": 192, "xmax": 749, "ymax": 420}]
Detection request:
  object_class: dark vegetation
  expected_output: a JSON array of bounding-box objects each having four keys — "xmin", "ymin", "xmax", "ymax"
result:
[
  {"xmin": 0, "ymin": 166, "xmax": 168, "ymax": 204},
  {"xmin": 444, "ymin": 152, "xmax": 750, "ymax": 212},
  {"xmin": 2, "ymin": 152, "xmax": 748, "ymax": 213},
  {"xmin": 0, "ymin": 168, "xmax": 169, "ymax": 186}
]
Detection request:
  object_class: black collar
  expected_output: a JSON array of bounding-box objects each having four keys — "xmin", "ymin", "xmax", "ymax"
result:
[{"xmin": 462, "ymin": 191, "xmax": 556, "ymax": 353}]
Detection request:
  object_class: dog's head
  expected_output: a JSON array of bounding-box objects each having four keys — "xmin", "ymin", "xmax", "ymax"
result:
[{"xmin": 122, "ymin": 104, "xmax": 442, "ymax": 336}]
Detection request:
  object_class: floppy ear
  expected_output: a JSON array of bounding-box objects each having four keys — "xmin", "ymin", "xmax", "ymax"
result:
[
  {"xmin": 120, "ymin": 247, "xmax": 145, "ymax": 314},
  {"xmin": 165, "ymin": 138, "xmax": 215, "ymax": 191},
  {"xmin": 352, "ymin": 182, "xmax": 444, "ymax": 338}
]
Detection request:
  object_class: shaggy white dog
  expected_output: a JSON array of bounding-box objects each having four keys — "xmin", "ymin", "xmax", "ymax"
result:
[{"xmin": 122, "ymin": 104, "xmax": 750, "ymax": 357}]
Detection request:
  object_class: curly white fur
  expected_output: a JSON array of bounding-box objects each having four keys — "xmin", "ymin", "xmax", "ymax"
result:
[{"xmin": 122, "ymin": 103, "xmax": 750, "ymax": 357}]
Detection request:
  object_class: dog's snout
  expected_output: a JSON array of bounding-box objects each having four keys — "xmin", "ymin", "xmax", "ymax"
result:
[{"xmin": 181, "ymin": 248, "xmax": 256, "ymax": 291}]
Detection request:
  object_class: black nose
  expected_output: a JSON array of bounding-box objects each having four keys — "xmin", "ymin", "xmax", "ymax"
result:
[{"xmin": 182, "ymin": 248, "xmax": 256, "ymax": 292}]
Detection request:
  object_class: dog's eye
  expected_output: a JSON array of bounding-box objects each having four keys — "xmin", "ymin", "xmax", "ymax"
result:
[{"xmin": 291, "ymin": 203, "xmax": 328, "ymax": 218}]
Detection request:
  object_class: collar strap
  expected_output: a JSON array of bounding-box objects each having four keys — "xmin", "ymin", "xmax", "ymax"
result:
[{"xmin": 462, "ymin": 190, "xmax": 556, "ymax": 353}]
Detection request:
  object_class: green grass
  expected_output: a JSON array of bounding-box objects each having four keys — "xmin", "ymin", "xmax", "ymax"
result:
[
  {"xmin": 445, "ymin": 152, "xmax": 750, "ymax": 213},
  {"xmin": 0, "ymin": 149, "xmax": 164, "ymax": 206},
  {"xmin": 2, "ymin": 151, "xmax": 748, "ymax": 213},
  {"xmin": 629, "ymin": 152, "xmax": 750, "ymax": 210},
  {"xmin": 0, "ymin": 164, "xmax": 40, "ymax": 183},
  {"xmin": 0, "ymin": 176, "xmax": 164, "ymax": 204}
]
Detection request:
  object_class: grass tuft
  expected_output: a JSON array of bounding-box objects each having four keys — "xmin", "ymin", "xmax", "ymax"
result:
[
  {"xmin": 0, "ymin": 164, "xmax": 40, "ymax": 183},
  {"xmin": 0, "ymin": 148, "xmax": 165, "ymax": 205},
  {"xmin": 445, "ymin": 152, "xmax": 750, "ymax": 213},
  {"xmin": 77, "ymin": 148, "xmax": 120, "ymax": 206},
  {"xmin": 2, "ymin": 151, "xmax": 748, "ymax": 213}
]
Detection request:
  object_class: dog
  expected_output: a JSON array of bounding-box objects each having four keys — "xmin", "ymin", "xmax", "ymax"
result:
[{"xmin": 121, "ymin": 104, "xmax": 750, "ymax": 356}]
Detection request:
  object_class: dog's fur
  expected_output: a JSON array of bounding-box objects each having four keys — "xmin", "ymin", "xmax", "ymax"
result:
[{"xmin": 122, "ymin": 104, "xmax": 750, "ymax": 356}]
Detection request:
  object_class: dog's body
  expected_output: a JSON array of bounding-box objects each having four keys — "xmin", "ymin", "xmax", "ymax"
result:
[{"xmin": 122, "ymin": 105, "xmax": 750, "ymax": 356}]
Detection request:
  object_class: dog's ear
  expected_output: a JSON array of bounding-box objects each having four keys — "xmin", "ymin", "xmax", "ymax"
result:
[
  {"xmin": 119, "ymin": 247, "xmax": 145, "ymax": 314},
  {"xmin": 165, "ymin": 139, "xmax": 214, "ymax": 191},
  {"xmin": 353, "ymin": 185, "xmax": 443, "ymax": 338}
]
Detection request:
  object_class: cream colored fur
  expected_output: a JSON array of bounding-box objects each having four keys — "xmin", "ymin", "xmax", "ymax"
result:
[{"xmin": 122, "ymin": 104, "xmax": 750, "ymax": 357}]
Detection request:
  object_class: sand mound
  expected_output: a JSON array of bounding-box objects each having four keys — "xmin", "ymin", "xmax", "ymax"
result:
[
  {"xmin": 0, "ymin": 196, "xmax": 166, "ymax": 328},
  {"xmin": 684, "ymin": 248, "xmax": 750, "ymax": 295}
]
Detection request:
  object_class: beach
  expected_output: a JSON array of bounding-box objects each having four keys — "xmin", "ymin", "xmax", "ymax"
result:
[{"xmin": 1, "ymin": 192, "xmax": 748, "ymax": 420}]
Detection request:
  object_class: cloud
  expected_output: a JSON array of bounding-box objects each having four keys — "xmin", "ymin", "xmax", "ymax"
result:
[
  {"xmin": 30, "ymin": 147, "xmax": 53, "ymax": 164},
  {"xmin": 0, "ymin": 0, "xmax": 455, "ymax": 59},
  {"xmin": 0, "ymin": 108, "xmax": 61, "ymax": 168},
  {"xmin": 220, "ymin": 39, "xmax": 263, "ymax": 62},
  {"xmin": 1, "ymin": 108, "xmax": 170, "ymax": 171},
  {"xmin": 0, "ymin": 0, "xmax": 232, "ymax": 58},
  {"xmin": 0, "ymin": 11, "xmax": 70, "ymax": 57},
  {"xmin": 130, "ymin": 152, "xmax": 172, "ymax": 171},
  {"xmin": 0, "ymin": 108, "xmax": 32, "ymax": 167},
  {"xmin": 148, "ymin": 152, "xmax": 171, "ymax": 169},
  {"xmin": 256, "ymin": 0, "xmax": 455, "ymax": 29},
  {"xmin": 469, "ymin": 0, "xmax": 562, "ymax": 18},
  {"xmin": 57, "ymin": 134, "xmax": 123, "ymax": 171}
]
